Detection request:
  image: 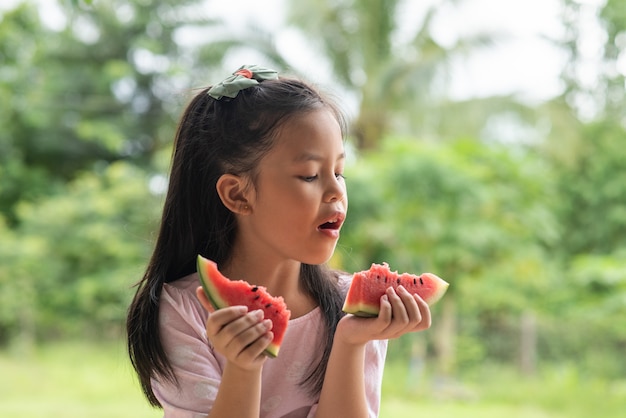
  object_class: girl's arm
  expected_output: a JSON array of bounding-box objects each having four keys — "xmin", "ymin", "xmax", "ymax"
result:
[
  {"xmin": 315, "ymin": 334, "xmax": 369, "ymax": 418},
  {"xmin": 196, "ymin": 288, "xmax": 273, "ymax": 418},
  {"xmin": 207, "ymin": 362, "xmax": 263, "ymax": 418},
  {"xmin": 314, "ymin": 285, "xmax": 431, "ymax": 418}
]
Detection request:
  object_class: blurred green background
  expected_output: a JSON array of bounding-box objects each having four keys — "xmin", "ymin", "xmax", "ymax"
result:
[{"xmin": 1, "ymin": 0, "xmax": 625, "ymax": 416}]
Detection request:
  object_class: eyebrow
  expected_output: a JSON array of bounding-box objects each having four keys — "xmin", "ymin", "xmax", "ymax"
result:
[{"xmin": 293, "ymin": 152, "xmax": 346, "ymax": 163}]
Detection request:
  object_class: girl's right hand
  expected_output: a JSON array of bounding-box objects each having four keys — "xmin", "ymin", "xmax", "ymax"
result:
[{"xmin": 196, "ymin": 287, "xmax": 273, "ymax": 371}]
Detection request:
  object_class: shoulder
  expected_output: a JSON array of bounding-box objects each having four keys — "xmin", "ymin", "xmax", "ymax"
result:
[
  {"xmin": 162, "ymin": 272, "xmax": 203, "ymax": 305},
  {"xmin": 164, "ymin": 272, "xmax": 201, "ymax": 293},
  {"xmin": 160, "ymin": 273, "xmax": 207, "ymax": 329}
]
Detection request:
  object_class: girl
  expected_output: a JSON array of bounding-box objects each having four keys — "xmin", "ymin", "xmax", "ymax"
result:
[{"xmin": 126, "ymin": 65, "xmax": 432, "ymax": 418}]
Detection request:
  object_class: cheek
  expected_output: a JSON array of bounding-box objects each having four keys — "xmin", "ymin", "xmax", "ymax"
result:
[{"xmin": 257, "ymin": 188, "xmax": 307, "ymax": 218}]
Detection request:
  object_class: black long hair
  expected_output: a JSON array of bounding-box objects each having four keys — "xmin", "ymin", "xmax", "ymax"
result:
[{"xmin": 126, "ymin": 76, "xmax": 348, "ymax": 406}]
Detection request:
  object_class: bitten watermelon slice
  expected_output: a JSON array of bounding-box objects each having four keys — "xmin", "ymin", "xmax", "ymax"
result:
[
  {"xmin": 196, "ymin": 255, "xmax": 291, "ymax": 357},
  {"xmin": 342, "ymin": 262, "xmax": 449, "ymax": 317}
]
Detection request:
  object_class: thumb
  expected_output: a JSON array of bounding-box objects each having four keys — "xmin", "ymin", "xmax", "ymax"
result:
[{"xmin": 196, "ymin": 286, "xmax": 216, "ymax": 313}]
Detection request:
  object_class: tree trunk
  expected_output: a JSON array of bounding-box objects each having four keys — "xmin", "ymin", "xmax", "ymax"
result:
[
  {"xmin": 353, "ymin": 109, "xmax": 387, "ymax": 150},
  {"xmin": 519, "ymin": 310, "xmax": 537, "ymax": 376},
  {"xmin": 432, "ymin": 296, "xmax": 456, "ymax": 377},
  {"xmin": 407, "ymin": 335, "xmax": 426, "ymax": 391}
]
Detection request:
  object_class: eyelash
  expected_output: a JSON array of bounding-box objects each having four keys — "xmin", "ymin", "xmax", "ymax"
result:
[{"xmin": 301, "ymin": 173, "xmax": 346, "ymax": 182}]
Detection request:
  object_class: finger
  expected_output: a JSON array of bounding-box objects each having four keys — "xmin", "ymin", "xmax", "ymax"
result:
[
  {"xmin": 386, "ymin": 287, "xmax": 409, "ymax": 326},
  {"xmin": 412, "ymin": 294, "xmax": 432, "ymax": 331},
  {"xmin": 215, "ymin": 309, "xmax": 265, "ymax": 342},
  {"xmin": 196, "ymin": 287, "xmax": 216, "ymax": 313},
  {"xmin": 377, "ymin": 294, "xmax": 392, "ymax": 326},
  {"xmin": 396, "ymin": 285, "xmax": 422, "ymax": 325},
  {"xmin": 205, "ymin": 306, "xmax": 250, "ymax": 336},
  {"xmin": 235, "ymin": 330, "xmax": 274, "ymax": 363},
  {"xmin": 225, "ymin": 318, "xmax": 273, "ymax": 355}
]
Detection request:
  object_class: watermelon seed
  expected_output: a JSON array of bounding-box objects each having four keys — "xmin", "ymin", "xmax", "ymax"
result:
[
  {"xmin": 252, "ymin": 286, "xmax": 258, "ymax": 292},
  {"xmin": 397, "ymin": 278, "xmax": 401, "ymax": 285},
  {"xmin": 413, "ymin": 278, "xmax": 417, "ymax": 285},
  {"xmin": 253, "ymin": 295, "xmax": 260, "ymax": 300},
  {"xmin": 265, "ymin": 303, "xmax": 272, "ymax": 308},
  {"xmin": 419, "ymin": 277, "xmax": 424, "ymax": 285}
]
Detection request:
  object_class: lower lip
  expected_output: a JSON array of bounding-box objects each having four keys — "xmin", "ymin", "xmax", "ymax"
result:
[{"xmin": 318, "ymin": 227, "xmax": 340, "ymax": 239}]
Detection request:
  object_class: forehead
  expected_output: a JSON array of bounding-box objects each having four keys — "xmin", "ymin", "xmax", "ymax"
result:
[{"xmin": 268, "ymin": 109, "xmax": 344, "ymax": 160}]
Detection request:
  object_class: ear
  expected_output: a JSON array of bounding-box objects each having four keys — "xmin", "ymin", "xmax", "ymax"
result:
[{"xmin": 216, "ymin": 173, "xmax": 253, "ymax": 214}]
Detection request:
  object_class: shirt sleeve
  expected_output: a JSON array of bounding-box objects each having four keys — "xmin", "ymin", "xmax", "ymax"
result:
[
  {"xmin": 364, "ymin": 339, "xmax": 388, "ymax": 418},
  {"xmin": 151, "ymin": 280, "xmax": 221, "ymax": 418}
]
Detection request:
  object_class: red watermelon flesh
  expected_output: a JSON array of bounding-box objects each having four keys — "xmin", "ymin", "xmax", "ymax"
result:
[
  {"xmin": 196, "ymin": 255, "xmax": 291, "ymax": 357},
  {"xmin": 342, "ymin": 262, "xmax": 449, "ymax": 317}
]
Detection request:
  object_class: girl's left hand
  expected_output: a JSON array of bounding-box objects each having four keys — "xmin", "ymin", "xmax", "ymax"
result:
[{"xmin": 336, "ymin": 285, "xmax": 432, "ymax": 346}]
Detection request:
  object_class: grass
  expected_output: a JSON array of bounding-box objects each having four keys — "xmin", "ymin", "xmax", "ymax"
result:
[
  {"xmin": 1, "ymin": 340, "xmax": 625, "ymax": 418},
  {"xmin": 0, "ymin": 340, "xmax": 159, "ymax": 418},
  {"xmin": 380, "ymin": 361, "xmax": 626, "ymax": 418}
]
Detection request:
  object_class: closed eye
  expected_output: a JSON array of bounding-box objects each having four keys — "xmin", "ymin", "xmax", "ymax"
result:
[{"xmin": 299, "ymin": 173, "xmax": 345, "ymax": 182}]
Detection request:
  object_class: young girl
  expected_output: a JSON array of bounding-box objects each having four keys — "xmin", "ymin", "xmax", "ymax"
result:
[{"xmin": 126, "ymin": 65, "xmax": 432, "ymax": 418}]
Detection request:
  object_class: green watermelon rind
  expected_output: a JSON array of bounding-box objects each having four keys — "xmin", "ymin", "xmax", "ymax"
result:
[
  {"xmin": 197, "ymin": 256, "xmax": 229, "ymax": 311},
  {"xmin": 196, "ymin": 255, "xmax": 283, "ymax": 358}
]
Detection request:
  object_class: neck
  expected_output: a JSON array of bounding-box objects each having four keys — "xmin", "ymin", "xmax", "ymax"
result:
[
  {"xmin": 220, "ymin": 252, "xmax": 317, "ymax": 319},
  {"xmin": 222, "ymin": 254, "xmax": 300, "ymax": 291}
]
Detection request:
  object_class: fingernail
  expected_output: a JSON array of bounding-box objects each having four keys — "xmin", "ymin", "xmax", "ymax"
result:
[
  {"xmin": 381, "ymin": 295, "xmax": 389, "ymax": 303},
  {"xmin": 252, "ymin": 309, "xmax": 264, "ymax": 319},
  {"xmin": 263, "ymin": 319, "xmax": 272, "ymax": 330}
]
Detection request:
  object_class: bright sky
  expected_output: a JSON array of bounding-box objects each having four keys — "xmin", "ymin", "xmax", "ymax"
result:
[
  {"xmin": 206, "ymin": 0, "xmax": 572, "ymax": 103},
  {"xmin": 2, "ymin": 0, "xmax": 608, "ymax": 104},
  {"xmin": 431, "ymin": 0, "xmax": 568, "ymax": 101}
]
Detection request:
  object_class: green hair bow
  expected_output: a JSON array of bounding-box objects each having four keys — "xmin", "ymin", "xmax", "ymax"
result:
[{"xmin": 207, "ymin": 65, "xmax": 279, "ymax": 100}]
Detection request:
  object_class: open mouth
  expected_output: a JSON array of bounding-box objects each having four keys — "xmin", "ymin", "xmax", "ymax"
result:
[
  {"xmin": 318, "ymin": 213, "xmax": 345, "ymax": 231},
  {"xmin": 319, "ymin": 220, "xmax": 341, "ymax": 230}
]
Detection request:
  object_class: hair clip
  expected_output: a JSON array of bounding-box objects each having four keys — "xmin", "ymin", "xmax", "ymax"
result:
[{"xmin": 207, "ymin": 65, "xmax": 279, "ymax": 100}]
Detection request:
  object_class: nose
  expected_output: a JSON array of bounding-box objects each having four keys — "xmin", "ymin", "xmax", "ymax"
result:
[{"xmin": 324, "ymin": 176, "xmax": 346, "ymax": 203}]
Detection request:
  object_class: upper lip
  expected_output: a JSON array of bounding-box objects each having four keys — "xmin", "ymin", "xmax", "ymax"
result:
[{"xmin": 318, "ymin": 211, "xmax": 346, "ymax": 230}]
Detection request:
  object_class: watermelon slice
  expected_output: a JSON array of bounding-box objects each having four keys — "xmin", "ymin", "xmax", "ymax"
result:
[
  {"xmin": 196, "ymin": 255, "xmax": 291, "ymax": 357},
  {"xmin": 342, "ymin": 262, "xmax": 449, "ymax": 317}
]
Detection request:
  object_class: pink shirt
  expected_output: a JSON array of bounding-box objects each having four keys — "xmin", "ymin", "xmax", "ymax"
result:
[{"xmin": 152, "ymin": 273, "xmax": 388, "ymax": 418}]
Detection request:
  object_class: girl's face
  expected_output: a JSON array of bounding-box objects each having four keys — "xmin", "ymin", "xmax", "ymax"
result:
[{"xmin": 242, "ymin": 108, "xmax": 347, "ymax": 265}]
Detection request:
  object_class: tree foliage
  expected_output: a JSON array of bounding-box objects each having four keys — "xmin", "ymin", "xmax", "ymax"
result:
[
  {"xmin": 0, "ymin": 0, "xmax": 218, "ymax": 224},
  {"xmin": 0, "ymin": 161, "xmax": 162, "ymax": 341}
]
